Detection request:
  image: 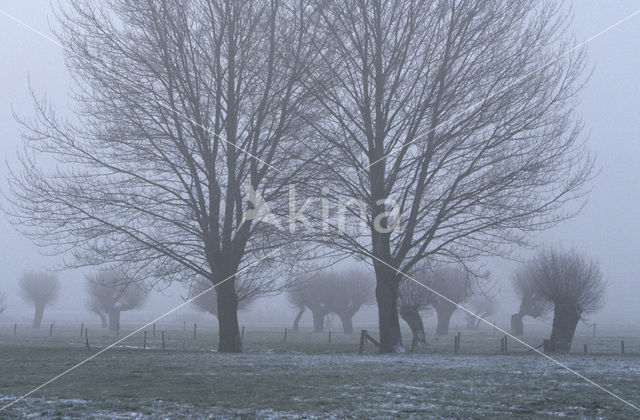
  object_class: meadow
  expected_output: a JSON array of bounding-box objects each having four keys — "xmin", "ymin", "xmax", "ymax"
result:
[{"xmin": 0, "ymin": 320, "xmax": 638, "ymax": 419}]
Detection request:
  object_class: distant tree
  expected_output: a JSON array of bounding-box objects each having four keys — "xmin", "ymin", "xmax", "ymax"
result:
[
  {"xmin": 425, "ymin": 268, "xmax": 471, "ymax": 336},
  {"xmin": 0, "ymin": 291, "xmax": 6, "ymax": 315},
  {"xmin": 320, "ymin": 270, "xmax": 375, "ymax": 334},
  {"xmin": 19, "ymin": 272, "xmax": 60, "ymax": 328},
  {"xmin": 287, "ymin": 288, "xmax": 306, "ymax": 332},
  {"xmin": 397, "ymin": 277, "xmax": 432, "ymax": 347},
  {"xmin": 86, "ymin": 271, "xmax": 148, "ymax": 331},
  {"xmin": 287, "ymin": 270, "xmax": 374, "ymax": 333},
  {"xmin": 524, "ymin": 248, "xmax": 605, "ymax": 353},
  {"xmin": 464, "ymin": 295, "xmax": 498, "ymax": 330},
  {"xmin": 287, "ymin": 273, "xmax": 335, "ymax": 333},
  {"xmin": 510, "ymin": 267, "xmax": 552, "ymax": 336},
  {"xmin": 187, "ymin": 277, "xmax": 252, "ymax": 318}
]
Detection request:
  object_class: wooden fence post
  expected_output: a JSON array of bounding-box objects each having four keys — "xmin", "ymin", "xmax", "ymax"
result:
[
  {"xmin": 80, "ymin": 322, "xmax": 84, "ymax": 337},
  {"xmin": 621, "ymin": 340, "xmax": 625, "ymax": 354},
  {"xmin": 241, "ymin": 325, "xmax": 245, "ymax": 340},
  {"xmin": 144, "ymin": 330, "xmax": 147, "ymax": 350},
  {"xmin": 283, "ymin": 327, "xmax": 287, "ymax": 344},
  {"xmin": 162, "ymin": 331, "xmax": 166, "ymax": 351},
  {"xmin": 328, "ymin": 332, "xmax": 332, "ymax": 344},
  {"xmin": 194, "ymin": 323, "xmax": 197, "ymax": 340},
  {"xmin": 49, "ymin": 323, "xmax": 53, "ymax": 337},
  {"xmin": 503, "ymin": 335, "xmax": 508, "ymax": 354},
  {"xmin": 85, "ymin": 328, "xmax": 90, "ymax": 352},
  {"xmin": 359, "ymin": 330, "xmax": 367, "ymax": 354},
  {"xmin": 116, "ymin": 322, "xmax": 119, "ymax": 337}
]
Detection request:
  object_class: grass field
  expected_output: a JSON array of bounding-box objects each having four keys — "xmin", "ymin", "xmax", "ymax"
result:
[{"xmin": 0, "ymin": 321, "xmax": 639, "ymax": 418}]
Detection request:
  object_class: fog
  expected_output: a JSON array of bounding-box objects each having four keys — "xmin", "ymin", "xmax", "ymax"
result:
[{"xmin": 0, "ymin": 0, "xmax": 639, "ymax": 329}]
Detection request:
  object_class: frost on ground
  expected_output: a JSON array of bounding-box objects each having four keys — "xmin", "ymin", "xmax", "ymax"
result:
[{"xmin": 1, "ymin": 347, "xmax": 638, "ymax": 419}]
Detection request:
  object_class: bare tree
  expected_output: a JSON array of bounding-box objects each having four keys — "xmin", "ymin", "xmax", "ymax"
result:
[
  {"xmin": 525, "ymin": 248, "xmax": 605, "ymax": 353},
  {"xmin": 320, "ymin": 270, "xmax": 375, "ymax": 334},
  {"xmin": 464, "ymin": 295, "xmax": 497, "ymax": 330},
  {"xmin": 287, "ymin": 274, "xmax": 332, "ymax": 332},
  {"xmin": 397, "ymin": 278, "xmax": 432, "ymax": 347},
  {"xmin": 510, "ymin": 266, "xmax": 552, "ymax": 336},
  {"xmin": 425, "ymin": 268, "xmax": 470, "ymax": 335},
  {"xmin": 304, "ymin": 0, "xmax": 592, "ymax": 352},
  {"xmin": 7, "ymin": 0, "xmax": 318, "ymax": 352},
  {"xmin": 287, "ymin": 287, "xmax": 306, "ymax": 332},
  {"xmin": 19, "ymin": 272, "xmax": 60, "ymax": 328},
  {"xmin": 86, "ymin": 271, "xmax": 148, "ymax": 331}
]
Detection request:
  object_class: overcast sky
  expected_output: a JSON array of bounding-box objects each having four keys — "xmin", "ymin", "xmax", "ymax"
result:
[{"xmin": 0, "ymin": 1, "xmax": 639, "ymax": 326}]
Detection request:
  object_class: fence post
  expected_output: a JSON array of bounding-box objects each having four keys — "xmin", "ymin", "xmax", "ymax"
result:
[
  {"xmin": 504, "ymin": 335, "xmax": 508, "ymax": 354},
  {"xmin": 593, "ymin": 323, "xmax": 596, "ymax": 338},
  {"xmin": 359, "ymin": 330, "xmax": 367, "ymax": 354},
  {"xmin": 194, "ymin": 323, "xmax": 197, "ymax": 340},
  {"xmin": 241, "ymin": 325, "xmax": 245, "ymax": 340},
  {"xmin": 184, "ymin": 321, "xmax": 186, "ymax": 331},
  {"xmin": 621, "ymin": 340, "xmax": 625, "ymax": 354},
  {"xmin": 80, "ymin": 322, "xmax": 84, "ymax": 337},
  {"xmin": 584, "ymin": 344, "xmax": 587, "ymax": 354},
  {"xmin": 500, "ymin": 337, "xmax": 504, "ymax": 353},
  {"xmin": 144, "ymin": 330, "xmax": 147, "ymax": 350},
  {"xmin": 457, "ymin": 332, "xmax": 461, "ymax": 353},
  {"xmin": 85, "ymin": 328, "xmax": 90, "ymax": 352},
  {"xmin": 283, "ymin": 327, "xmax": 287, "ymax": 344},
  {"xmin": 328, "ymin": 331, "xmax": 332, "ymax": 344},
  {"xmin": 454, "ymin": 335, "xmax": 458, "ymax": 354},
  {"xmin": 162, "ymin": 331, "xmax": 166, "ymax": 351},
  {"xmin": 116, "ymin": 322, "xmax": 119, "ymax": 338},
  {"xmin": 49, "ymin": 323, "xmax": 54, "ymax": 337}
]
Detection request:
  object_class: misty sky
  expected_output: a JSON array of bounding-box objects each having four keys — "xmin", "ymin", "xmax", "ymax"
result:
[{"xmin": 0, "ymin": 1, "xmax": 639, "ymax": 325}]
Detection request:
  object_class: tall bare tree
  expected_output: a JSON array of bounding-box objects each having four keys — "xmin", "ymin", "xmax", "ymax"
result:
[
  {"xmin": 86, "ymin": 271, "xmax": 148, "ymax": 331},
  {"xmin": 7, "ymin": 0, "xmax": 318, "ymax": 352},
  {"xmin": 19, "ymin": 272, "xmax": 60, "ymax": 328},
  {"xmin": 511, "ymin": 265, "xmax": 552, "ymax": 336},
  {"xmin": 305, "ymin": 0, "xmax": 592, "ymax": 352},
  {"xmin": 524, "ymin": 248, "xmax": 605, "ymax": 353}
]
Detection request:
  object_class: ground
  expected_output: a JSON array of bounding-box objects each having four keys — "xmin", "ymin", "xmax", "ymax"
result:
[{"xmin": 0, "ymin": 322, "xmax": 638, "ymax": 419}]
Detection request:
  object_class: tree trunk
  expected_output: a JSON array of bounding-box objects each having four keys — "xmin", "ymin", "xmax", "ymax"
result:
[
  {"xmin": 511, "ymin": 312, "xmax": 525, "ymax": 336},
  {"xmin": 375, "ymin": 273, "xmax": 403, "ymax": 353},
  {"xmin": 435, "ymin": 304, "xmax": 455, "ymax": 335},
  {"xmin": 292, "ymin": 305, "xmax": 305, "ymax": 332},
  {"xmin": 32, "ymin": 302, "xmax": 45, "ymax": 329},
  {"xmin": 216, "ymin": 280, "xmax": 241, "ymax": 353},
  {"xmin": 549, "ymin": 302, "xmax": 580, "ymax": 353},
  {"xmin": 337, "ymin": 312, "xmax": 354, "ymax": 334},
  {"xmin": 99, "ymin": 312, "xmax": 108, "ymax": 329},
  {"xmin": 108, "ymin": 309, "xmax": 120, "ymax": 331},
  {"xmin": 400, "ymin": 307, "xmax": 426, "ymax": 347},
  {"xmin": 311, "ymin": 309, "xmax": 326, "ymax": 332}
]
